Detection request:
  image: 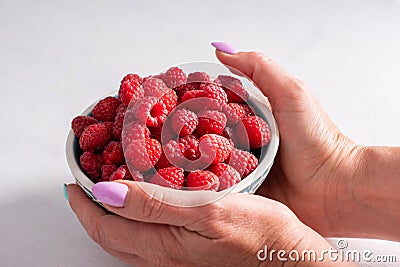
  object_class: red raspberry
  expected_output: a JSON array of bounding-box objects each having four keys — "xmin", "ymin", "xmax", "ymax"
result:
[
  {"xmin": 150, "ymin": 167, "xmax": 184, "ymax": 189},
  {"xmin": 174, "ymin": 83, "xmax": 199, "ymax": 101},
  {"xmin": 125, "ymin": 138, "xmax": 162, "ymax": 172},
  {"xmin": 92, "ymin": 96, "xmax": 120, "ymax": 122},
  {"xmin": 80, "ymin": 151, "xmax": 102, "ymax": 180},
  {"xmin": 103, "ymin": 164, "xmax": 143, "ymax": 182},
  {"xmin": 101, "ymin": 121, "xmax": 114, "ymax": 135},
  {"xmin": 101, "ymin": 164, "xmax": 118, "ymax": 180},
  {"xmin": 196, "ymin": 110, "xmax": 227, "ymax": 136},
  {"xmin": 149, "ymin": 123, "xmax": 174, "ymax": 143},
  {"xmin": 79, "ymin": 123, "xmax": 111, "ymax": 151},
  {"xmin": 199, "ymin": 134, "xmax": 233, "ymax": 165},
  {"xmin": 160, "ymin": 89, "xmax": 178, "ymax": 113},
  {"xmin": 121, "ymin": 73, "xmax": 143, "ymax": 84},
  {"xmin": 222, "ymin": 126, "xmax": 240, "ymax": 147},
  {"xmin": 112, "ymin": 104, "xmax": 127, "ymax": 141},
  {"xmin": 236, "ymin": 116, "xmax": 271, "ymax": 149},
  {"xmin": 215, "ymin": 75, "xmax": 249, "ymax": 103},
  {"xmin": 71, "ymin": 115, "xmax": 98, "ymax": 138},
  {"xmin": 226, "ymin": 148, "xmax": 258, "ymax": 178},
  {"xmin": 171, "ymin": 109, "xmax": 198, "ymax": 137},
  {"xmin": 162, "ymin": 67, "xmax": 187, "ymax": 89},
  {"xmin": 187, "ymin": 72, "xmax": 210, "ymax": 83},
  {"xmin": 154, "ymin": 150, "xmax": 173, "ymax": 169},
  {"xmin": 186, "ymin": 170, "xmax": 219, "ymax": 191},
  {"xmin": 122, "ymin": 122, "xmax": 150, "ymax": 146},
  {"xmin": 181, "ymin": 90, "xmax": 204, "ymax": 102},
  {"xmin": 211, "ymin": 163, "xmax": 241, "ymax": 191},
  {"xmin": 156, "ymin": 140, "xmax": 186, "ymax": 169},
  {"xmin": 223, "ymin": 103, "xmax": 254, "ymax": 125},
  {"xmin": 118, "ymin": 79, "xmax": 144, "ymax": 106},
  {"xmin": 142, "ymin": 78, "xmax": 168, "ymax": 97},
  {"xmin": 179, "ymin": 135, "xmax": 200, "ymax": 160},
  {"xmin": 102, "ymin": 141, "xmax": 124, "ymax": 165},
  {"xmin": 200, "ymin": 82, "xmax": 228, "ymax": 103},
  {"xmin": 133, "ymin": 97, "xmax": 168, "ymax": 127}
]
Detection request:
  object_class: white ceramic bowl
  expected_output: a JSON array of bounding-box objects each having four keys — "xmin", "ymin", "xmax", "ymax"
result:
[{"xmin": 65, "ymin": 62, "xmax": 279, "ymax": 204}]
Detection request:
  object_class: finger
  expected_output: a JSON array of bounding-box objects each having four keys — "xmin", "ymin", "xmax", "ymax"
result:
[
  {"xmin": 216, "ymin": 50, "xmax": 307, "ymax": 112},
  {"xmin": 92, "ymin": 181, "xmax": 222, "ymax": 236},
  {"xmin": 103, "ymin": 247, "xmax": 145, "ymax": 266}
]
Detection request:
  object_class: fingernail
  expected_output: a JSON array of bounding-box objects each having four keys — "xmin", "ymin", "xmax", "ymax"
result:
[
  {"xmin": 92, "ymin": 182, "xmax": 128, "ymax": 208},
  {"xmin": 211, "ymin": 41, "xmax": 238, "ymax": 55},
  {"xmin": 63, "ymin": 183, "xmax": 69, "ymax": 201}
]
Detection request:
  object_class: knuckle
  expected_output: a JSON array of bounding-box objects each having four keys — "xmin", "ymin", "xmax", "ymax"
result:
[
  {"xmin": 140, "ymin": 193, "xmax": 165, "ymax": 220},
  {"xmin": 87, "ymin": 219, "xmax": 105, "ymax": 247}
]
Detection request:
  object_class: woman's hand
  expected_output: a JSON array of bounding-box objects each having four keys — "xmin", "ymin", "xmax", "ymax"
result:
[
  {"xmin": 216, "ymin": 50, "xmax": 400, "ymax": 241},
  {"xmin": 67, "ymin": 182, "xmax": 347, "ymax": 266}
]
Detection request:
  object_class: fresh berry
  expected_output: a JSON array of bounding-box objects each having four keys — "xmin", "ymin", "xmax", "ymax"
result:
[
  {"xmin": 170, "ymin": 109, "xmax": 198, "ymax": 137},
  {"xmin": 186, "ymin": 170, "xmax": 219, "ymax": 191},
  {"xmin": 215, "ymin": 75, "xmax": 248, "ymax": 103},
  {"xmin": 92, "ymin": 96, "xmax": 120, "ymax": 121},
  {"xmin": 223, "ymin": 103, "xmax": 254, "ymax": 125},
  {"xmin": 174, "ymin": 83, "xmax": 199, "ymax": 100},
  {"xmin": 112, "ymin": 104, "xmax": 127, "ymax": 141},
  {"xmin": 225, "ymin": 148, "xmax": 258, "ymax": 178},
  {"xmin": 196, "ymin": 110, "xmax": 227, "ymax": 136},
  {"xmin": 179, "ymin": 135, "xmax": 200, "ymax": 160},
  {"xmin": 125, "ymin": 138, "xmax": 162, "ymax": 172},
  {"xmin": 150, "ymin": 167, "xmax": 184, "ymax": 189},
  {"xmin": 118, "ymin": 78, "xmax": 145, "ymax": 106},
  {"xmin": 133, "ymin": 97, "xmax": 168, "ymax": 127},
  {"xmin": 160, "ymin": 89, "xmax": 178, "ymax": 113},
  {"xmin": 79, "ymin": 123, "xmax": 111, "ymax": 151},
  {"xmin": 199, "ymin": 134, "xmax": 233, "ymax": 165},
  {"xmin": 122, "ymin": 122, "xmax": 150, "ymax": 146},
  {"xmin": 162, "ymin": 67, "xmax": 187, "ymax": 89},
  {"xmin": 149, "ymin": 123, "xmax": 174, "ymax": 143},
  {"xmin": 101, "ymin": 121, "xmax": 114, "ymax": 135},
  {"xmin": 187, "ymin": 72, "xmax": 210, "ymax": 83},
  {"xmin": 211, "ymin": 163, "xmax": 241, "ymax": 191},
  {"xmin": 200, "ymin": 82, "xmax": 228, "ymax": 103},
  {"xmin": 122, "ymin": 73, "xmax": 143, "ymax": 84},
  {"xmin": 71, "ymin": 115, "xmax": 98, "ymax": 138},
  {"xmin": 102, "ymin": 141, "xmax": 124, "ymax": 165},
  {"xmin": 80, "ymin": 151, "xmax": 102, "ymax": 180},
  {"xmin": 105, "ymin": 164, "xmax": 143, "ymax": 181},
  {"xmin": 236, "ymin": 116, "xmax": 271, "ymax": 149},
  {"xmin": 101, "ymin": 164, "xmax": 118, "ymax": 180},
  {"xmin": 142, "ymin": 78, "xmax": 168, "ymax": 97},
  {"xmin": 156, "ymin": 140, "xmax": 186, "ymax": 169},
  {"xmin": 180, "ymin": 89, "xmax": 204, "ymax": 102}
]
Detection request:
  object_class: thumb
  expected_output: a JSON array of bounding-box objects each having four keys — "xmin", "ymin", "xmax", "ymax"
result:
[{"xmin": 216, "ymin": 50, "xmax": 309, "ymax": 113}]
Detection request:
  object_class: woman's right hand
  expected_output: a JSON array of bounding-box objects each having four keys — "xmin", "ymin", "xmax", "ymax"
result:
[{"xmin": 216, "ymin": 49, "xmax": 400, "ymax": 241}]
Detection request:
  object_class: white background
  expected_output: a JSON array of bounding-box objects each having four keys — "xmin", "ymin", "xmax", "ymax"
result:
[{"xmin": 0, "ymin": 0, "xmax": 399, "ymax": 266}]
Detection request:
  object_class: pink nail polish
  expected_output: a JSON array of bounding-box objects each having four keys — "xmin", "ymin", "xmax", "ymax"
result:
[
  {"xmin": 92, "ymin": 182, "xmax": 128, "ymax": 207},
  {"xmin": 211, "ymin": 42, "xmax": 238, "ymax": 55}
]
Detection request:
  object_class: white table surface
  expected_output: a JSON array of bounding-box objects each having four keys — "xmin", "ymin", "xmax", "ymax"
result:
[{"xmin": 0, "ymin": 0, "xmax": 399, "ymax": 266}]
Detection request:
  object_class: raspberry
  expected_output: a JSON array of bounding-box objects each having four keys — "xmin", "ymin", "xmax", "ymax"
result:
[
  {"xmin": 102, "ymin": 141, "xmax": 124, "ymax": 165},
  {"xmin": 80, "ymin": 151, "xmax": 102, "ymax": 180},
  {"xmin": 196, "ymin": 110, "xmax": 227, "ymax": 136},
  {"xmin": 160, "ymin": 89, "xmax": 178, "ymax": 113},
  {"xmin": 170, "ymin": 109, "xmax": 198, "ymax": 137},
  {"xmin": 186, "ymin": 170, "xmax": 219, "ymax": 191},
  {"xmin": 199, "ymin": 134, "xmax": 233, "ymax": 165},
  {"xmin": 122, "ymin": 122, "xmax": 150, "ymax": 145},
  {"xmin": 121, "ymin": 73, "xmax": 143, "ymax": 84},
  {"xmin": 101, "ymin": 121, "xmax": 114, "ymax": 135},
  {"xmin": 132, "ymin": 97, "xmax": 168, "ymax": 127},
  {"xmin": 179, "ymin": 135, "xmax": 200, "ymax": 160},
  {"xmin": 200, "ymin": 82, "xmax": 228, "ymax": 104},
  {"xmin": 101, "ymin": 164, "xmax": 118, "ymax": 180},
  {"xmin": 92, "ymin": 96, "xmax": 120, "ymax": 122},
  {"xmin": 236, "ymin": 116, "xmax": 271, "ymax": 149},
  {"xmin": 223, "ymin": 103, "xmax": 254, "ymax": 125},
  {"xmin": 156, "ymin": 140, "xmax": 186, "ymax": 169},
  {"xmin": 181, "ymin": 90, "xmax": 204, "ymax": 102},
  {"xmin": 226, "ymin": 148, "xmax": 258, "ymax": 178},
  {"xmin": 211, "ymin": 163, "xmax": 241, "ymax": 191},
  {"xmin": 149, "ymin": 123, "xmax": 174, "ymax": 143},
  {"xmin": 142, "ymin": 78, "xmax": 168, "ymax": 97},
  {"xmin": 104, "ymin": 164, "xmax": 143, "ymax": 182},
  {"xmin": 174, "ymin": 83, "xmax": 199, "ymax": 101},
  {"xmin": 118, "ymin": 78, "xmax": 144, "ymax": 106},
  {"xmin": 112, "ymin": 104, "xmax": 127, "ymax": 141},
  {"xmin": 187, "ymin": 72, "xmax": 210, "ymax": 83},
  {"xmin": 215, "ymin": 75, "xmax": 249, "ymax": 103},
  {"xmin": 125, "ymin": 138, "xmax": 162, "ymax": 172},
  {"xmin": 150, "ymin": 167, "xmax": 184, "ymax": 189},
  {"xmin": 79, "ymin": 123, "xmax": 111, "ymax": 151},
  {"xmin": 162, "ymin": 67, "xmax": 187, "ymax": 89},
  {"xmin": 71, "ymin": 115, "xmax": 98, "ymax": 138}
]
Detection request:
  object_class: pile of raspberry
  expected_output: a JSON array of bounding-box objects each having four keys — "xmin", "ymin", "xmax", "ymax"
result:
[{"xmin": 71, "ymin": 67, "xmax": 271, "ymax": 192}]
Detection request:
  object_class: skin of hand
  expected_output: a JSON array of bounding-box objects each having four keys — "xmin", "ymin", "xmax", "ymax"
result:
[
  {"xmin": 67, "ymin": 182, "xmax": 351, "ymax": 267},
  {"xmin": 215, "ymin": 51, "xmax": 400, "ymax": 241}
]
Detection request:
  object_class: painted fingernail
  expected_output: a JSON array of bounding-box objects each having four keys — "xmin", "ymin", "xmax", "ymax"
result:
[
  {"xmin": 63, "ymin": 183, "xmax": 69, "ymax": 201},
  {"xmin": 92, "ymin": 182, "xmax": 128, "ymax": 208},
  {"xmin": 211, "ymin": 41, "xmax": 238, "ymax": 55}
]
